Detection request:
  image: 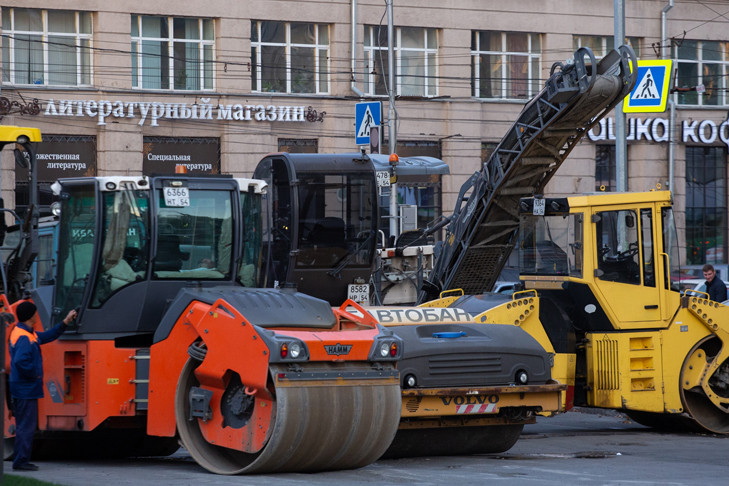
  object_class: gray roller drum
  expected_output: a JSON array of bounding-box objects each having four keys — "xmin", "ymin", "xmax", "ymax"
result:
[{"xmin": 175, "ymin": 359, "xmax": 401, "ymax": 474}]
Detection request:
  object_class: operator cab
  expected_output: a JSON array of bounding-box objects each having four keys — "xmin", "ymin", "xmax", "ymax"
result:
[
  {"xmin": 254, "ymin": 153, "xmax": 377, "ymax": 305},
  {"xmin": 43, "ymin": 175, "xmax": 265, "ymax": 339},
  {"xmin": 518, "ymin": 192, "xmax": 682, "ymax": 331}
]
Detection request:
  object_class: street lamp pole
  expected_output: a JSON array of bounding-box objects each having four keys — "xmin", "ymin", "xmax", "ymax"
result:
[
  {"xmin": 615, "ymin": 0, "xmax": 628, "ymax": 192},
  {"xmin": 387, "ymin": 0, "xmax": 398, "ymax": 239}
]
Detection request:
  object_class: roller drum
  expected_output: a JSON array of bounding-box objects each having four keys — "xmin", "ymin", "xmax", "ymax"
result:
[
  {"xmin": 679, "ymin": 337, "xmax": 729, "ymax": 434},
  {"xmin": 176, "ymin": 359, "xmax": 401, "ymax": 474}
]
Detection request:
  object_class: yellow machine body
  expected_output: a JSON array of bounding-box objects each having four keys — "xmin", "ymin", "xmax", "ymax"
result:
[{"xmin": 441, "ymin": 191, "xmax": 729, "ymax": 433}]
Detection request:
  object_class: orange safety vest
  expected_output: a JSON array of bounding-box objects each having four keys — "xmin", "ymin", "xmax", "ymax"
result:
[{"xmin": 9, "ymin": 325, "xmax": 38, "ymax": 348}]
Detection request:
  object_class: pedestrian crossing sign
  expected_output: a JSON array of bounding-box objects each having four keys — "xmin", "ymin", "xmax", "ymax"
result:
[
  {"xmin": 355, "ymin": 101, "xmax": 381, "ymax": 145},
  {"xmin": 623, "ymin": 60, "xmax": 673, "ymax": 113}
]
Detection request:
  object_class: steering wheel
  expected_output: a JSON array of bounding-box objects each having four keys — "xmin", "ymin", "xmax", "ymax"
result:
[
  {"xmin": 124, "ymin": 247, "xmax": 145, "ymax": 272},
  {"xmin": 71, "ymin": 276, "xmax": 88, "ymax": 289},
  {"xmin": 618, "ymin": 242, "xmax": 639, "ymax": 260}
]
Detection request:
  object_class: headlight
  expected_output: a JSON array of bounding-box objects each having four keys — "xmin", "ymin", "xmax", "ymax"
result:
[
  {"xmin": 516, "ymin": 369, "xmax": 528, "ymax": 385},
  {"xmin": 289, "ymin": 342, "xmax": 301, "ymax": 359},
  {"xmin": 379, "ymin": 342, "xmax": 390, "ymax": 357},
  {"xmin": 278, "ymin": 340, "xmax": 308, "ymax": 361}
]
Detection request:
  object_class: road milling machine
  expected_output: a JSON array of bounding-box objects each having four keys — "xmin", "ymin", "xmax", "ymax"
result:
[
  {"xmin": 0, "ymin": 125, "xmax": 403, "ymax": 474},
  {"xmin": 434, "ymin": 190, "xmax": 729, "ymax": 434},
  {"xmin": 251, "ymin": 45, "xmax": 638, "ymax": 455}
]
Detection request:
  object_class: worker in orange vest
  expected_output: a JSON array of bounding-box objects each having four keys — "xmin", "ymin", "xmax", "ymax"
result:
[{"xmin": 8, "ymin": 301, "xmax": 77, "ymax": 471}]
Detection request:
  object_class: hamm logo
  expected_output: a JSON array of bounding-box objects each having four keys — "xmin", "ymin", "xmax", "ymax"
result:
[{"xmin": 324, "ymin": 343, "xmax": 353, "ymax": 356}]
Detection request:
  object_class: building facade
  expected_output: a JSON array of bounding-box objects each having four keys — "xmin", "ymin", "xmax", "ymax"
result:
[{"xmin": 1, "ymin": 0, "xmax": 728, "ymax": 267}]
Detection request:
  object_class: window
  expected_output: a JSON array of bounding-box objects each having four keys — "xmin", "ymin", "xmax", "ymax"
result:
[
  {"xmin": 36, "ymin": 233, "xmax": 55, "ymax": 286},
  {"xmin": 640, "ymin": 208, "xmax": 655, "ymax": 288},
  {"xmin": 1, "ymin": 8, "xmax": 91, "ymax": 86},
  {"xmin": 92, "ymin": 190, "xmax": 150, "ymax": 307},
  {"xmin": 520, "ymin": 213, "xmax": 582, "ymax": 278},
  {"xmin": 154, "ymin": 189, "xmax": 233, "ymax": 279},
  {"xmin": 573, "ymin": 36, "xmax": 641, "ymax": 59},
  {"xmin": 251, "ymin": 21, "xmax": 330, "ymax": 94},
  {"xmin": 364, "ymin": 26, "xmax": 437, "ymax": 97},
  {"xmin": 239, "ymin": 190, "xmax": 263, "ymax": 288},
  {"xmin": 685, "ymin": 146, "xmax": 727, "ymax": 264},
  {"xmin": 295, "ymin": 172, "xmax": 376, "ymax": 269},
  {"xmin": 595, "ymin": 145, "xmax": 616, "ymax": 191},
  {"xmin": 662, "ymin": 207, "xmax": 681, "ymax": 291},
  {"xmin": 675, "ymin": 40, "xmax": 729, "ymax": 106},
  {"xmin": 54, "ymin": 183, "xmax": 97, "ymax": 315},
  {"xmin": 131, "ymin": 15, "xmax": 214, "ymax": 90},
  {"xmin": 471, "ymin": 31, "xmax": 540, "ymax": 99},
  {"xmin": 595, "ymin": 210, "xmax": 641, "ymax": 285}
]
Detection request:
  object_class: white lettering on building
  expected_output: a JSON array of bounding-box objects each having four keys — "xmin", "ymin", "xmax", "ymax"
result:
[
  {"xmin": 44, "ymin": 99, "xmax": 309, "ymax": 128},
  {"xmin": 589, "ymin": 116, "xmax": 729, "ymax": 150}
]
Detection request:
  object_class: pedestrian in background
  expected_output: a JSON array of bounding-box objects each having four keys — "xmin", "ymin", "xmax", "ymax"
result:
[
  {"xmin": 8, "ymin": 302, "xmax": 77, "ymax": 471},
  {"xmin": 702, "ymin": 264, "xmax": 727, "ymax": 303}
]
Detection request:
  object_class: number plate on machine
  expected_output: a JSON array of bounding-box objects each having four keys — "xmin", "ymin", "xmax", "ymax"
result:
[
  {"xmin": 532, "ymin": 198, "xmax": 545, "ymax": 215},
  {"xmin": 164, "ymin": 186, "xmax": 190, "ymax": 207},
  {"xmin": 347, "ymin": 284, "xmax": 370, "ymax": 304},
  {"xmin": 376, "ymin": 171, "xmax": 391, "ymax": 187}
]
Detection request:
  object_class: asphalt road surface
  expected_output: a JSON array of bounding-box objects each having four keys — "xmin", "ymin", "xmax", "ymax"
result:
[{"xmin": 3, "ymin": 408, "xmax": 727, "ymax": 485}]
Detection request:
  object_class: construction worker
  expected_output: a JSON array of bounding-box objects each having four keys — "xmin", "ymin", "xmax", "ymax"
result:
[
  {"xmin": 702, "ymin": 263, "xmax": 727, "ymax": 303},
  {"xmin": 8, "ymin": 302, "xmax": 77, "ymax": 471}
]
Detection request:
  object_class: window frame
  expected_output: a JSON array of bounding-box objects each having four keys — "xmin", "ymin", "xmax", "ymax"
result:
[
  {"xmin": 1, "ymin": 8, "xmax": 92, "ymax": 86},
  {"xmin": 573, "ymin": 35, "xmax": 641, "ymax": 60},
  {"xmin": 471, "ymin": 31, "xmax": 541, "ymax": 100},
  {"xmin": 595, "ymin": 144, "xmax": 617, "ymax": 192},
  {"xmin": 674, "ymin": 40, "xmax": 729, "ymax": 107},
  {"xmin": 364, "ymin": 25, "xmax": 438, "ymax": 97},
  {"xmin": 250, "ymin": 20, "xmax": 330, "ymax": 94},
  {"xmin": 685, "ymin": 146, "xmax": 728, "ymax": 265},
  {"xmin": 131, "ymin": 15, "xmax": 215, "ymax": 91}
]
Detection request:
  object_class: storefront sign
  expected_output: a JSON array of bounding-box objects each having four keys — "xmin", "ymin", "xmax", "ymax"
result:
[
  {"xmin": 588, "ymin": 116, "xmax": 729, "ymax": 149},
  {"xmin": 142, "ymin": 137, "xmax": 220, "ymax": 175},
  {"xmin": 44, "ymin": 98, "xmax": 320, "ymax": 127},
  {"xmin": 16, "ymin": 136, "xmax": 96, "ymax": 182}
]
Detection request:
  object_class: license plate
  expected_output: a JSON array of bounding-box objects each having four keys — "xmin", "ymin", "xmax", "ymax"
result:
[
  {"xmin": 164, "ymin": 186, "xmax": 190, "ymax": 207},
  {"xmin": 347, "ymin": 284, "xmax": 370, "ymax": 304},
  {"xmin": 532, "ymin": 198, "xmax": 545, "ymax": 215},
  {"xmin": 376, "ymin": 171, "xmax": 391, "ymax": 187}
]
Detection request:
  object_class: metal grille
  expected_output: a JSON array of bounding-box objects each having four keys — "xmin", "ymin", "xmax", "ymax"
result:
[
  {"xmin": 449, "ymin": 246, "xmax": 512, "ymax": 294},
  {"xmin": 595, "ymin": 339, "xmax": 619, "ymax": 390},
  {"xmin": 428, "ymin": 354, "xmax": 502, "ymax": 377}
]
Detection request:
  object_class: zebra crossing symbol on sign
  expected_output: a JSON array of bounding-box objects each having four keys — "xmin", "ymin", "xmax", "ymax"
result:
[
  {"xmin": 632, "ymin": 69, "xmax": 660, "ymax": 100},
  {"xmin": 357, "ymin": 106, "xmax": 375, "ymax": 138},
  {"xmin": 624, "ymin": 60, "xmax": 672, "ymax": 113},
  {"xmin": 355, "ymin": 101, "xmax": 381, "ymax": 145}
]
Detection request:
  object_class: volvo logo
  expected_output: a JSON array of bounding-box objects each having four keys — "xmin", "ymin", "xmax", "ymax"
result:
[{"xmin": 324, "ymin": 343, "xmax": 352, "ymax": 356}]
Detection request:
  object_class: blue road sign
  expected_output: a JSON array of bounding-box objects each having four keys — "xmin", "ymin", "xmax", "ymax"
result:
[
  {"xmin": 624, "ymin": 60, "xmax": 672, "ymax": 113},
  {"xmin": 355, "ymin": 101, "xmax": 381, "ymax": 145}
]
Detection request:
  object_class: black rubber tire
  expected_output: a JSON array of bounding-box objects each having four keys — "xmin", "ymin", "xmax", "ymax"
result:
[
  {"xmin": 382, "ymin": 424, "xmax": 524, "ymax": 459},
  {"xmin": 30, "ymin": 431, "xmax": 179, "ymax": 460}
]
